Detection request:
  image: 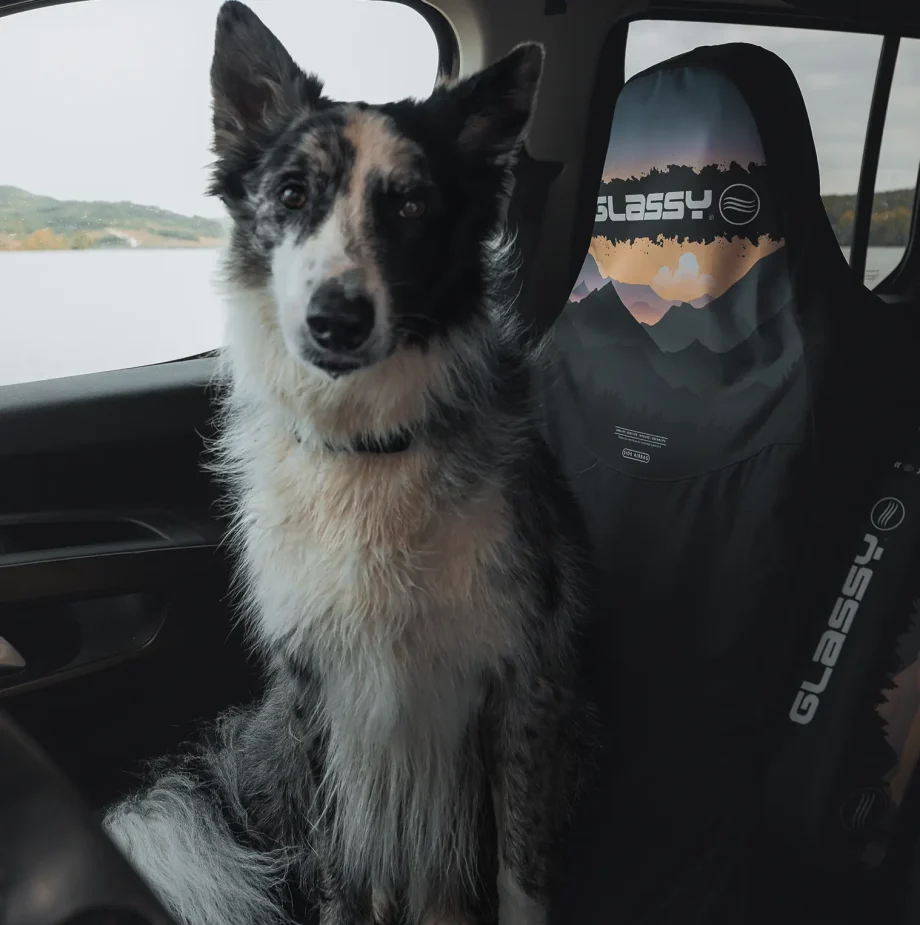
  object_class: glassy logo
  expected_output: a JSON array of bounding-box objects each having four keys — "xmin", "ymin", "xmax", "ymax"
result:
[
  {"xmin": 870, "ymin": 497, "xmax": 905, "ymax": 532},
  {"xmin": 718, "ymin": 184, "xmax": 761, "ymax": 226},
  {"xmin": 595, "ymin": 190, "xmax": 713, "ymax": 222},
  {"xmin": 789, "ymin": 531, "xmax": 884, "ymax": 725}
]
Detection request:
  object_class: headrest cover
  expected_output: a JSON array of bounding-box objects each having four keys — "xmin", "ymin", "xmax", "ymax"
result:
[
  {"xmin": 557, "ymin": 44, "xmax": 828, "ymax": 479},
  {"xmin": 580, "ymin": 64, "xmax": 783, "ymax": 316}
]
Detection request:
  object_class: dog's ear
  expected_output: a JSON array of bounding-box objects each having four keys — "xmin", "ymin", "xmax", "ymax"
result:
[
  {"xmin": 211, "ymin": 1, "xmax": 323, "ymax": 155},
  {"xmin": 443, "ymin": 43, "xmax": 544, "ymax": 162}
]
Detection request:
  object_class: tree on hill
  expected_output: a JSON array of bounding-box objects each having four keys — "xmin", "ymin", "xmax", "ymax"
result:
[
  {"xmin": 24, "ymin": 228, "xmax": 68, "ymax": 250},
  {"xmin": 823, "ymin": 188, "xmax": 915, "ymax": 247}
]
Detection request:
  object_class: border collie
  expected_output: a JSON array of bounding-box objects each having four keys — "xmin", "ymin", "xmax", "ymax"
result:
[{"xmin": 103, "ymin": 4, "xmax": 593, "ymax": 924}]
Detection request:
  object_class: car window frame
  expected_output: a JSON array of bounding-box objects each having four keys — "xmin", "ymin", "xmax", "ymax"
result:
[{"xmin": 612, "ymin": 5, "xmax": 920, "ymax": 295}]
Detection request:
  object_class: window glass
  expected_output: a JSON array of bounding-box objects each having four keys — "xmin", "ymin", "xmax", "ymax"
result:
[
  {"xmin": 625, "ymin": 20, "xmax": 914, "ymax": 289},
  {"xmin": 0, "ymin": 0, "xmax": 439, "ymax": 387},
  {"xmin": 867, "ymin": 37, "xmax": 920, "ymax": 285}
]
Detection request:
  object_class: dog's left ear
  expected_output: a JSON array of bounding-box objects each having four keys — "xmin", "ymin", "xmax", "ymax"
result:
[
  {"xmin": 210, "ymin": 1, "xmax": 323, "ymax": 155},
  {"xmin": 445, "ymin": 43, "xmax": 545, "ymax": 162}
]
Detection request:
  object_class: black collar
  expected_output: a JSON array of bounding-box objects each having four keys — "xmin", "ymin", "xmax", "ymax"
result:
[
  {"xmin": 292, "ymin": 425, "xmax": 413, "ymax": 455},
  {"xmin": 339, "ymin": 431, "xmax": 413, "ymax": 454}
]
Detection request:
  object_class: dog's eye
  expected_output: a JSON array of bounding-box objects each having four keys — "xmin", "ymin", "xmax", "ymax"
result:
[
  {"xmin": 280, "ymin": 184, "xmax": 308, "ymax": 210},
  {"xmin": 399, "ymin": 198, "xmax": 426, "ymax": 220}
]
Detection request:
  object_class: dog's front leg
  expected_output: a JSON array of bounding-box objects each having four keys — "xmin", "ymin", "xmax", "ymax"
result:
[
  {"xmin": 491, "ymin": 669, "xmax": 580, "ymax": 925},
  {"xmin": 312, "ymin": 813, "xmax": 377, "ymax": 925},
  {"xmin": 315, "ymin": 859, "xmax": 374, "ymax": 925}
]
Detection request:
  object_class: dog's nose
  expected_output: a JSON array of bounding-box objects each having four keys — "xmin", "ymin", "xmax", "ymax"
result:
[{"xmin": 306, "ymin": 283, "xmax": 374, "ymax": 353}]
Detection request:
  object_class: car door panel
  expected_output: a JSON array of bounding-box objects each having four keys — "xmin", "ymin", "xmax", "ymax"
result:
[{"xmin": 0, "ymin": 358, "xmax": 257, "ymax": 808}]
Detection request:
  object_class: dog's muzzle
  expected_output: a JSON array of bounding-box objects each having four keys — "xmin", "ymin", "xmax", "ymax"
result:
[
  {"xmin": 301, "ymin": 269, "xmax": 378, "ymax": 377},
  {"xmin": 307, "ymin": 280, "xmax": 374, "ymax": 353}
]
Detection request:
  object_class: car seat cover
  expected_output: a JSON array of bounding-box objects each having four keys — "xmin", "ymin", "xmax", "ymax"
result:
[
  {"xmin": 557, "ymin": 62, "xmax": 804, "ymax": 479},
  {"xmin": 544, "ymin": 42, "xmax": 854, "ymax": 924}
]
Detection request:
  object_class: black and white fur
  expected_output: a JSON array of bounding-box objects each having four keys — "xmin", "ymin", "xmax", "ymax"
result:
[{"xmin": 103, "ymin": 4, "xmax": 593, "ymax": 924}]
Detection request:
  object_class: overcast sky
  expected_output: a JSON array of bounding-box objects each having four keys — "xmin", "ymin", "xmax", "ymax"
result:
[
  {"xmin": 627, "ymin": 22, "xmax": 920, "ymax": 196},
  {"xmin": 0, "ymin": 0, "xmax": 440, "ymax": 219},
  {"xmin": 1, "ymin": 4, "xmax": 917, "ymax": 217}
]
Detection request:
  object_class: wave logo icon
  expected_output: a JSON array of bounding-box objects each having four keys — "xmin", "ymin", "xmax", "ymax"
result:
[
  {"xmin": 719, "ymin": 184, "xmax": 761, "ymax": 226},
  {"xmin": 839, "ymin": 787, "xmax": 889, "ymax": 834},
  {"xmin": 870, "ymin": 496, "xmax": 906, "ymax": 532}
]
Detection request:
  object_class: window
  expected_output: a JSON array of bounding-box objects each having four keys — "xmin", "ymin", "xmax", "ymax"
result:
[
  {"xmin": 626, "ymin": 20, "xmax": 920, "ymax": 290},
  {"xmin": 0, "ymin": 0, "xmax": 439, "ymax": 388},
  {"xmin": 868, "ymin": 38, "xmax": 920, "ymax": 285}
]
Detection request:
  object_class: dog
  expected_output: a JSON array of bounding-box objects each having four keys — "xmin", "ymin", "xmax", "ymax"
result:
[{"xmin": 102, "ymin": 4, "xmax": 593, "ymax": 924}]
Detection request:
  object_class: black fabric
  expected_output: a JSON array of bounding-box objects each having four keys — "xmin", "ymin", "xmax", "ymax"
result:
[
  {"xmin": 765, "ymin": 420, "xmax": 920, "ymax": 875},
  {"xmin": 505, "ymin": 147, "xmax": 564, "ymax": 328},
  {"xmin": 543, "ymin": 42, "xmax": 914, "ymax": 924}
]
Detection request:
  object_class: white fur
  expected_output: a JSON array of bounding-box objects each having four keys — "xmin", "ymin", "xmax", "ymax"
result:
[{"xmin": 103, "ymin": 774, "xmax": 294, "ymax": 925}]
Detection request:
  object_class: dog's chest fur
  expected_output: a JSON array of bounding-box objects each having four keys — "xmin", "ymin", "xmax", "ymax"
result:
[
  {"xmin": 243, "ymin": 425, "xmax": 520, "ymax": 665},
  {"xmin": 233, "ymin": 419, "xmax": 524, "ymax": 899}
]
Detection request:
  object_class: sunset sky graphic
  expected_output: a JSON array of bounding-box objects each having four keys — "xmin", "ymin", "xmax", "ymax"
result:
[
  {"xmin": 573, "ymin": 64, "xmax": 782, "ymax": 325},
  {"xmin": 584, "ymin": 234, "xmax": 785, "ymax": 324}
]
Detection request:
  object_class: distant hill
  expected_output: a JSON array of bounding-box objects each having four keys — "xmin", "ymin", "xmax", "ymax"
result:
[
  {"xmin": 822, "ymin": 188, "xmax": 914, "ymax": 248},
  {"xmin": 0, "ymin": 186, "xmax": 227, "ymax": 251}
]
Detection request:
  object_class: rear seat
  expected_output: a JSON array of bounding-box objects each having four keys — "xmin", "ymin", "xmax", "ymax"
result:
[{"xmin": 540, "ymin": 43, "xmax": 915, "ymax": 924}]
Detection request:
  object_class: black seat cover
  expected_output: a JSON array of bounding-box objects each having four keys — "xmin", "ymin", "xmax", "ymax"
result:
[{"xmin": 542, "ymin": 43, "xmax": 912, "ymax": 924}]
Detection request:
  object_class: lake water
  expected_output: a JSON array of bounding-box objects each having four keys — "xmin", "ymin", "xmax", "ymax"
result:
[
  {"xmin": 0, "ymin": 248, "xmax": 226, "ymax": 387},
  {"xmin": 0, "ymin": 245, "xmax": 908, "ymax": 388},
  {"xmin": 840, "ymin": 246, "xmax": 905, "ymax": 286}
]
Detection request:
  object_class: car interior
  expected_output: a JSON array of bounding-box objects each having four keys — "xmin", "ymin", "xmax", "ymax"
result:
[{"xmin": 2, "ymin": 0, "xmax": 920, "ymax": 923}]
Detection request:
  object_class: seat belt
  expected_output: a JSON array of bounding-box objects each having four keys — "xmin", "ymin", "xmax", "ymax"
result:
[{"xmin": 769, "ymin": 417, "xmax": 920, "ymax": 871}]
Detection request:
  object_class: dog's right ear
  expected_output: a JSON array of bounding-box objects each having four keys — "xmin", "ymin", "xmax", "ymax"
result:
[
  {"xmin": 439, "ymin": 43, "xmax": 545, "ymax": 165},
  {"xmin": 211, "ymin": 1, "xmax": 323, "ymax": 155}
]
